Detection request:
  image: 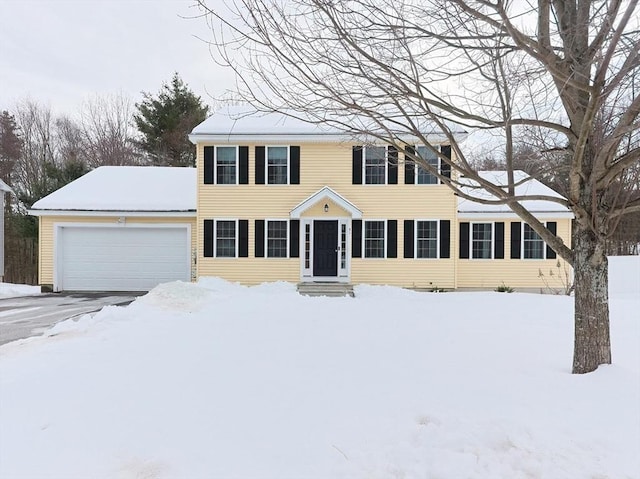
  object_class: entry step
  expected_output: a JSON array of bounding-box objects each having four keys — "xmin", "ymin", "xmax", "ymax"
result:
[{"xmin": 297, "ymin": 282, "xmax": 355, "ymax": 297}]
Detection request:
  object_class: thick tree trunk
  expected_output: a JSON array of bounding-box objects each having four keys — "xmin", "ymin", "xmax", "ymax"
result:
[{"xmin": 572, "ymin": 223, "xmax": 611, "ymax": 374}]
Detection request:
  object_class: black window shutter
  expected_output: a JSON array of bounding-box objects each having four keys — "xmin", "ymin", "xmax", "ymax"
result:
[
  {"xmin": 494, "ymin": 222, "xmax": 505, "ymax": 259},
  {"xmin": 204, "ymin": 219, "xmax": 214, "ymax": 257},
  {"xmin": 204, "ymin": 146, "xmax": 214, "ymax": 184},
  {"xmin": 404, "ymin": 220, "xmax": 414, "ymax": 258},
  {"xmin": 459, "ymin": 222, "xmax": 470, "ymax": 259},
  {"xmin": 387, "ymin": 220, "xmax": 397, "ymax": 258},
  {"xmin": 289, "ymin": 220, "xmax": 300, "ymax": 258},
  {"xmin": 404, "ymin": 146, "xmax": 415, "ymax": 185},
  {"xmin": 238, "ymin": 220, "xmax": 249, "ymax": 257},
  {"xmin": 388, "ymin": 146, "xmax": 398, "ymax": 185},
  {"xmin": 510, "ymin": 222, "xmax": 522, "ymax": 259},
  {"xmin": 546, "ymin": 222, "xmax": 557, "ymax": 259},
  {"xmin": 290, "ymin": 146, "xmax": 300, "ymax": 185},
  {"xmin": 352, "ymin": 220, "xmax": 362, "ymax": 258},
  {"xmin": 440, "ymin": 220, "xmax": 451, "ymax": 259},
  {"xmin": 352, "ymin": 146, "xmax": 363, "ymax": 184},
  {"xmin": 255, "ymin": 146, "xmax": 265, "ymax": 184},
  {"xmin": 255, "ymin": 220, "xmax": 265, "ymax": 257},
  {"xmin": 440, "ymin": 145, "xmax": 452, "ymax": 181},
  {"xmin": 239, "ymin": 146, "xmax": 249, "ymax": 184}
]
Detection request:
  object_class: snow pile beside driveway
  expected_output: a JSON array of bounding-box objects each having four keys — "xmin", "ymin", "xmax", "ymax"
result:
[
  {"xmin": 1, "ymin": 279, "xmax": 638, "ymax": 479},
  {"xmin": 0, "ymin": 282, "xmax": 40, "ymax": 299}
]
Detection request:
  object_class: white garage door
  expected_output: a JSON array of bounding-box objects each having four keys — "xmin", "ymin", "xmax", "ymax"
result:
[{"xmin": 58, "ymin": 226, "xmax": 190, "ymax": 291}]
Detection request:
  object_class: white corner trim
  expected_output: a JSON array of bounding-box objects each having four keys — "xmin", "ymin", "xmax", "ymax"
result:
[{"xmin": 290, "ymin": 186, "xmax": 363, "ymax": 219}]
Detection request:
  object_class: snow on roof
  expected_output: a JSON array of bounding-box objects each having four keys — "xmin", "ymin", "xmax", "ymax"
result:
[
  {"xmin": 458, "ymin": 171, "xmax": 571, "ymax": 214},
  {"xmin": 190, "ymin": 105, "xmax": 466, "ymax": 141},
  {"xmin": 30, "ymin": 166, "xmax": 196, "ymax": 212}
]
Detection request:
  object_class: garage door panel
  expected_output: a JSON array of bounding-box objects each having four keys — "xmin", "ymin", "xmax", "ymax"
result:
[{"xmin": 59, "ymin": 226, "xmax": 190, "ymax": 291}]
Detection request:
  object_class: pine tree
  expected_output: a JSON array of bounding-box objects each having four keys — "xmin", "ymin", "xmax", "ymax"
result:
[
  {"xmin": 0, "ymin": 110, "xmax": 22, "ymax": 186},
  {"xmin": 134, "ymin": 73, "xmax": 209, "ymax": 167}
]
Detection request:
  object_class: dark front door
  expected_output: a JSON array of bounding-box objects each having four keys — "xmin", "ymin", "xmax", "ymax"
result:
[{"xmin": 313, "ymin": 220, "xmax": 338, "ymax": 277}]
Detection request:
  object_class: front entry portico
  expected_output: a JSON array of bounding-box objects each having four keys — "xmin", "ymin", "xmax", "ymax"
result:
[{"xmin": 290, "ymin": 186, "xmax": 362, "ymax": 283}]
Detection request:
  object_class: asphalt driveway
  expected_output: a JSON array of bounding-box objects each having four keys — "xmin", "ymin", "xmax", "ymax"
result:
[{"xmin": 0, "ymin": 292, "xmax": 140, "ymax": 346}]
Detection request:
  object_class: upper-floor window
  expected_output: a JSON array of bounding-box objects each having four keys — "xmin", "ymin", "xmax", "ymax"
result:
[
  {"xmin": 472, "ymin": 223, "xmax": 493, "ymax": 259},
  {"xmin": 255, "ymin": 146, "xmax": 300, "ymax": 185},
  {"xmin": 405, "ymin": 145, "xmax": 451, "ymax": 184},
  {"xmin": 204, "ymin": 146, "xmax": 248, "ymax": 185},
  {"xmin": 415, "ymin": 146, "xmax": 439, "ymax": 185},
  {"xmin": 364, "ymin": 147, "xmax": 387, "ymax": 185},
  {"xmin": 352, "ymin": 145, "xmax": 398, "ymax": 185},
  {"xmin": 216, "ymin": 146, "xmax": 237, "ymax": 185},
  {"xmin": 267, "ymin": 146, "xmax": 289, "ymax": 184}
]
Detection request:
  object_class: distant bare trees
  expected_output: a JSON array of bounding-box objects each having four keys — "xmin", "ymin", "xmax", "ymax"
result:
[{"xmin": 1, "ymin": 95, "xmax": 143, "ymax": 284}]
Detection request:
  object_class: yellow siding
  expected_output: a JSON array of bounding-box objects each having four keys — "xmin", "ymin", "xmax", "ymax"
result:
[
  {"xmin": 196, "ymin": 142, "xmax": 458, "ymax": 286},
  {"xmin": 456, "ymin": 218, "xmax": 573, "ymax": 290},
  {"xmin": 195, "ymin": 140, "xmax": 572, "ymax": 289},
  {"xmin": 351, "ymin": 259, "xmax": 456, "ymax": 289},
  {"xmin": 38, "ymin": 215, "xmax": 196, "ymax": 287}
]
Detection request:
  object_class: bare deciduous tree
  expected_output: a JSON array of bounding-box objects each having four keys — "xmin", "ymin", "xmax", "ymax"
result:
[
  {"xmin": 81, "ymin": 94, "xmax": 142, "ymax": 167},
  {"xmin": 197, "ymin": 0, "xmax": 640, "ymax": 373}
]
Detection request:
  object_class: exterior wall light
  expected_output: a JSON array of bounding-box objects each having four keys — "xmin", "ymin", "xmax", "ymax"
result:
[{"xmin": 324, "ymin": 203, "xmax": 329, "ymax": 213}]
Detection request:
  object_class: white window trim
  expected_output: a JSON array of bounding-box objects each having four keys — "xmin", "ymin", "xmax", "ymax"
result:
[
  {"xmin": 363, "ymin": 146, "xmax": 388, "ymax": 185},
  {"xmin": 521, "ymin": 222, "xmax": 547, "ymax": 260},
  {"xmin": 265, "ymin": 218, "xmax": 289, "ymax": 259},
  {"xmin": 414, "ymin": 145, "xmax": 442, "ymax": 185},
  {"xmin": 470, "ymin": 221, "xmax": 494, "ymax": 260},
  {"xmin": 265, "ymin": 145, "xmax": 290, "ymax": 185},
  {"xmin": 214, "ymin": 146, "xmax": 239, "ymax": 185},
  {"xmin": 214, "ymin": 218, "xmax": 239, "ymax": 258},
  {"xmin": 414, "ymin": 219, "xmax": 440, "ymax": 259},
  {"xmin": 363, "ymin": 219, "xmax": 387, "ymax": 259}
]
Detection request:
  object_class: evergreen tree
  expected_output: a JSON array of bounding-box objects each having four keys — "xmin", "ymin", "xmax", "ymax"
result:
[
  {"xmin": 134, "ymin": 73, "xmax": 209, "ymax": 167},
  {"xmin": 0, "ymin": 110, "xmax": 21, "ymax": 186}
]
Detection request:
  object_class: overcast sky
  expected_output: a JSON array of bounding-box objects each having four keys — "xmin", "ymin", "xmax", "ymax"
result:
[{"xmin": 0, "ymin": 0, "xmax": 233, "ymax": 117}]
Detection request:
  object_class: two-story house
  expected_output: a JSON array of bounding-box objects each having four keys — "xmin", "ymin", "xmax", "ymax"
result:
[
  {"xmin": 29, "ymin": 108, "xmax": 572, "ymax": 292},
  {"xmin": 189, "ymin": 108, "xmax": 573, "ymax": 291}
]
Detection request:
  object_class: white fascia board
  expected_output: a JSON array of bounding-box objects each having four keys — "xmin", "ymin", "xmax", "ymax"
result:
[
  {"xmin": 28, "ymin": 209, "xmax": 196, "ymax": 217},
  {"xmin": 189, "ymin": 133, "xmax": 350, "ymax": 144},
  {"xmin": 457, "ymin": 211, "xmax": 575, "ymax": 220},
  {"xmin": 189, "ymin": 132, "xmax": 467, "ymax": 145}
]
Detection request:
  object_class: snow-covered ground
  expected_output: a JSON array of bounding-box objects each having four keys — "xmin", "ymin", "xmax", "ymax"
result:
[
  {"xmin": 0, "ymin": 282, "xmax": 40, "ymax": 299},
  {"xmin": 0, "ymin": 275, "xmax": 638, "ymax": 478}
]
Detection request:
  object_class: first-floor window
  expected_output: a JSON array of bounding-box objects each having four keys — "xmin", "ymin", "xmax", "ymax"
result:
[
  {"xmin": 364, "ymin": 220, "xmax": 385, "ymax": 258},
  {"xmin": 416, "ymin": 220, "xmax": 438, "ymax": 258},
  {"xmin": 216, "ymin": 220, "xmax": 236, "ymax": 257},
  {"xmin": 267, "ymin": 220, "xmax": 288, "ymax": 258},
  {"xmin": 472, "ymin": 223, "xmax": 492, "ymax": 259},
  {"xmin": 523, "ymin": 224, "xmax": 544, "ymax": 259}
]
